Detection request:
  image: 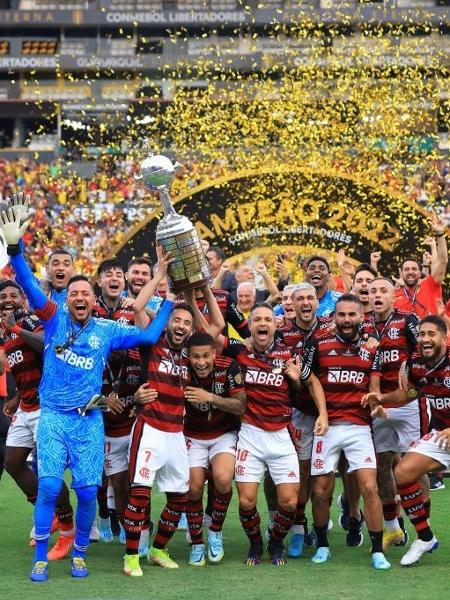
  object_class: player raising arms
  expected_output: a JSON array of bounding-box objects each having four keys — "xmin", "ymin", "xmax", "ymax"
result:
[
  {"xmin": 0, "ymin": 201, "xmax": 174, "ymax": 583},
  {"xmin": 193, "ymin": 300, "xmax": 328, "ymax": 566},
  {"xmin": 123, "ymin": 282, "xmax": 225, "ymax": 576},
  {"xmin": 363, "ymin": 315, "xmax": 449, "ymax": 567}
]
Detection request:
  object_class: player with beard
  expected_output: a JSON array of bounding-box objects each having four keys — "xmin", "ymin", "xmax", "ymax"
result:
[
  {"xmin": 304, "ymin": 256, "xmax": 341, "ymax": 317},
  {"xmin": 123, "ymin": 283, "xmax": 225, "ymax": 576},
  {"xmin": 305, "ymin": 294, "xmax": 391, "ymax": 570},
  {"xmin": 362, "ymin": 315, "xmax": 449, "ymax": 566},
  {"xmin": 183, "ymin": 331, "xmax": 246, "ymax": 566},
  {"xmin": 94, "ymin": 258, "xmax": 161, "ymax": 551},
  {"xmin": 0, "ymin": 280, "xmax": 75, "ymax": 560},
  {"xmin": 351, "ymin": 264, "xmax": 377, "ymax": 316},
  {"xmin": 274, "ymin": 283, "xmax": 333, "ymax": 557},
  {"xmin": 198, "ymin": 301, "xmax": 328, "ymax": 566},
  {"xmin": 393, "ymin": 215, "xmax": 447, "ymax": 318},
  {"xmin": 123, "ymin": 256, "xmax": 164, "ymax": 313},
  {"xmin": 0, "ymin": 203, "xmax": 173, "ymax": 583},
  {"xmin": 334, "ymin": 264, "xmax": 377, "ymax": 537},
  {"xmin": 363, "ymin": 277, "xmax": 422, "ymax": 550}
]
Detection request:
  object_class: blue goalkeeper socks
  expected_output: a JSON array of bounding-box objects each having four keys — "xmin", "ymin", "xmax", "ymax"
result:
[
  {"xmin": 34, "ymin": 476, "xmax": 62, "ymax": 562},
  {"xmin": 72, "ymin": 485, "xmax": 98, "ymax": 558}
]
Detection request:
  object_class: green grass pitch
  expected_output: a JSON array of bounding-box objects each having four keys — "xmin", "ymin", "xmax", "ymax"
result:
[{"xmin": 1, "ymin": 473, "xmax": 449, "ymax": 600}]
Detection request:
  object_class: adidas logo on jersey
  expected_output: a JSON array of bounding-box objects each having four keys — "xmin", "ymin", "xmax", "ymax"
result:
[
  {"xmin": 328, "ymin": 350, "xmax": 337, "ymax": 356},
  {"xmin": 364, "ymin": 457, "xmax": 373, "ymax": 463}
]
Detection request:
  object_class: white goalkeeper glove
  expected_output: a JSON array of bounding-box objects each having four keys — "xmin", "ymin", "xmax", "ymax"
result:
[
  {"xmin": 7, "ymin": 192, "xmax": 35, "ymax": 225},
  {"xmin": 0, "ymin": 206, "xmax": 30, "ymax": 246}
]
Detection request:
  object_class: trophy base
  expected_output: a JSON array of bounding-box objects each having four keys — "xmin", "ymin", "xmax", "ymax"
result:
[{"xmin": 170, "ymin": 276, "xmax": 210, "ymax": 295}]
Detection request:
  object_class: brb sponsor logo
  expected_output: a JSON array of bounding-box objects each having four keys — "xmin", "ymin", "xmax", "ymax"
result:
[
  {"xmin": 328, "ymin": 369, "xmax": 364, "ymax": 384},
  {"xmin": 245, "ymin": 369, "xmax": 284, "ymax": 386},
  {"xmin": 428, "ymin": 397, "xmax": 450, "ymax": 410},
  {"xmin": 379, "ymin": 349, "xmax": 400, "ymax": 364},
  {"xmin": 56, "ymin": 349, "xmax": 94, "ymax": 369},
  {"xmin": 7, "ymin": 349, "xmax": 23, "ymax": 367}
]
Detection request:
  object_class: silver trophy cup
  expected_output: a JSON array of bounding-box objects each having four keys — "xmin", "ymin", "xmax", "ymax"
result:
[{"xmin": 136, "ymin": 153, "xmax": 210, "ymax": 293}]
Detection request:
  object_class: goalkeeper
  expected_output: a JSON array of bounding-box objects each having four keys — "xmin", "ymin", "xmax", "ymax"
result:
[{"xmin": 0, "ymin": 203, "xmax": 174, "ymax": 583}]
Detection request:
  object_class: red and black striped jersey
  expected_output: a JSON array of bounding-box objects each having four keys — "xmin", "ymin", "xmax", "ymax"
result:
[
  {"xmin": 277, "ymin": 316, "xmax": 334, "ymax": 351},
  {"xmin": 361, "ymin": 310, "xmax": 418, "ymax": 396},
  {"xmin": 191, "ymin": 288, "xmax": 250, "ymax": 338},
  {"xmin": 3, "ymin": 312, "xmax": 43, "ymax": 411},
  {"xmin": 102, "ymin": 348, "xmax": 141, "ymax": 437},
  {"xmin": 184, "ymin": 356, "xmax": 245, "ymax": 440},
  {"xmin": 406, "ymin": 349, "xmax": 450, "ymax": 430},
  {"xmin": 305, "ymin": 334, "xmax": 379, "ymax": 426},
  {"xmin": 139, "ymin": 336, "xmax": 189, "ymax": 432},
  {"xmin": 93, "ymin": 297, "xmax": 135, "ymax": 326},
  {"xmin": 276, "ymin": 316, "xmax": 333, "ymax": 415},
  {"xmin": 223, "ymin": 339, "xmax": 311, "ymax": 432},
  {"xmin": 95, "ymin": 296, "xmax": 139, "ymax": 436}
]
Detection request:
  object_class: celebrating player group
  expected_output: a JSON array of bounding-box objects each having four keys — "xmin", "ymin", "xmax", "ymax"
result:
[{"xmin": 0, "ymin": 192, "xmax": 449, "ymax": 583}]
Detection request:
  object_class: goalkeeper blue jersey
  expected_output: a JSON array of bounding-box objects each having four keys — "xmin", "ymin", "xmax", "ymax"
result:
[{"xmin": 11, "ymin": 252, "xmax": 173, "ymax": 412}]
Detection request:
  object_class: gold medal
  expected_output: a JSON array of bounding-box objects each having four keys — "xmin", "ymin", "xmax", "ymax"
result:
[
  {"xmin": 407, "ymin": 388, "xmax": 419, "ymax": 399},
  {"xmin": 109, "ymin": 392, "xmax": 119, "ymax": 401},
  {"xmin": 54, "ymin": 345, "xmax": 64, "ymax": 354}
]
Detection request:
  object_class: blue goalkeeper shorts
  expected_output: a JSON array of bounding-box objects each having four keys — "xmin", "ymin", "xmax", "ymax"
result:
[{"xmin": 36, "ymin": 408, "xmax": 104, "ymax": 488}]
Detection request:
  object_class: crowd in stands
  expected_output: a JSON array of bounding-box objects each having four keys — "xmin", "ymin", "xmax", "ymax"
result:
[{"xmin": 0, "ymin": 155, "xmax": 448, "ymax": 281}]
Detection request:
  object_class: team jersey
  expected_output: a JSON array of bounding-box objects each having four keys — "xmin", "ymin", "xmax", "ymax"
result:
[
  {"xmin": 184, "ymin": 356, "xmax": 245, "ymax": 440},
  {"xmin": 305, "ymin": 333, "xmax": 379, "ymax": 426},
  {"xmin": 362, "ymin": 310, "xmax": 418, "ymax": 395},
  {"xmin": 317, "ymin": 289, "xmax": 341, "ymax": 317},
  {"xmin": 2, "ymin": 312, "xmax": 43, "ymax": 411},
  {"xmin": 406, "ymin": 349, "xmax": 450, "ymax": 430},
  {"xmin": 50, "ymin": 287, "xmax": 68, "ymax": 311},
  {"xmin": 32, "ymin": 298, "xmax": 172, "ymax": 412},
  {"xmin": 101, "ymin": 348, "xmax": 141, "ymax": 437},
  {"xmin": 223, "ymin": 339, "xmax": 311, "ymax": 431},
  {"xmin": 122, "ymin": 289, "xmax": 163, "ymax": 313},
  {"xmin": 393, "ymin": 276, "xmax": 442, "ymax": 318},
  {"xmin": 93, "ymin": 296, "xmax": 136, "ymax": 325},
  {"xmin": 94, "ymin": 296, "xmax": 140, "ymax": 437},
  {"xmin": 139, "ymin": 336, "xmax": 190, "ymax": 433},
  {"xmin": 9, "ymin": 250, "xmax": 174, "ymax": 413},
  {"xmin": 277, "ymin": 316, "xmax": 333, "ymax": 415},
  {"xmin": 193, "ymin": 288, "xmax": 250, "ymax": 339},
  {"xmin": 277, "ymin": 316, "xmax": 334, "ymax": 351}
]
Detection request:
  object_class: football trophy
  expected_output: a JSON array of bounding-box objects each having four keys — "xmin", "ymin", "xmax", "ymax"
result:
[{"xmin": 136, "ymin": 152, "xmax": 210, "ymax": 293}]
